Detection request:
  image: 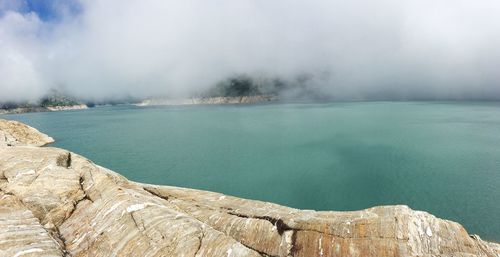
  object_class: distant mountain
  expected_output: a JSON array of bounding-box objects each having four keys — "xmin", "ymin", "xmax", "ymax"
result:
[
  {"xmin": 39, "ymin": 89, "xmax": 81, "ymax": 107},
  {"xmin": 199, "ymin": 73, "xmax": 333, "ymax": 101},
  {"xmin": 0, "ymin": 90, "xmax": 87, "ymax": 114}
]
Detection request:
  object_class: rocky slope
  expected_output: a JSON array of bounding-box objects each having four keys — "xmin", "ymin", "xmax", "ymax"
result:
[
  {"xmin": 135, "ymin": 95, "xmax": 278, "ymax": 106},
  {"xmin": 0, "ymin": 105, "xmax": 88, "ymax": 114},
  {"xmin": 1, "ymin": 90, "xmax": 89, "ymax": 114},
  {"xmin": 0, "ymin": 119, "xmax": 498, "ymax": 257}
]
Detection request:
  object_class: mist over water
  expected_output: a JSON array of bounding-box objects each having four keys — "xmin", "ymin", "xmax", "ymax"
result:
[{"xmin": 1, "ymin": 0, "xmax": 500, "ymax": 102}]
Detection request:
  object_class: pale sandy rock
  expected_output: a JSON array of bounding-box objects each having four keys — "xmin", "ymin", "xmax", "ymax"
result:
[
  {"xmin": 0, "ymin": 147, "xmax": 261, "ymax": 257},
  {"xmin": 0, "ymin": 121, "xmax": 499, "ymax": 257},
  {"xmin": 45, "ymin": 105, "xmax": 88, "ymax": 111},
  {"xmin": 0, "ymin": 191, "xmax": 63, "ymax": 257},
  {"xmin": 0, "ymin": 119, "xmax": 54, "ymax": 147},
  {"xmin": 142, "ymin": 185, "xmax": 500, "ymax": 257}
]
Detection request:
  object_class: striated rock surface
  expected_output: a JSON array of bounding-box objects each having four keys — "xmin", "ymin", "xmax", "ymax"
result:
[
  {"xmin": 0, "ymin": 120, "xmax": 499, "ymax": 257},
  {"xmin": 0, "ymin": 119, "xmax": 54, "ymax": 147}
]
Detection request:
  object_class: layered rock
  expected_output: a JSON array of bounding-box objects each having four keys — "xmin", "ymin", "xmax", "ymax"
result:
[
  {"xmin": 0, "ymin": 120, "xmax": 498, "ymax": 257},
  {"xmin": 0, "ymin": 119, "xmax": 54, "ymax": 147}
]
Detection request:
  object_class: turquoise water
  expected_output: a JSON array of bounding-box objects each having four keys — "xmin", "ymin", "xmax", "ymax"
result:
[{"xmin": 4, "ymin": 102, "xmax": 500, "ymax": 241}]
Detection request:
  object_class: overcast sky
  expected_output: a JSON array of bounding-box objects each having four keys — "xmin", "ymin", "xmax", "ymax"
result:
[{"xmin": 1, "ymin": 0, "xmax": 500, "ymax": 102}]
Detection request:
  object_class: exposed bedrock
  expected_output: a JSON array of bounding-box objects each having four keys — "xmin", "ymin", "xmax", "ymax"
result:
[
  {"xmin": 0, "ymin": 119, "xmax": 54, "ymax": 147},
  {"xmin": 0, "ymin": 119, "xmax": 498, "ymax": 257}
]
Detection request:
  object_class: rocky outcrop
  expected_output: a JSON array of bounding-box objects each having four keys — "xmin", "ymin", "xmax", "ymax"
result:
[
  {"xmin": 45, "ymin": 105, "xmax": 89, "ymax": 111},
  {"xmin": 0, "ymin": 120, "xmax": 498, "ymax": 257},
  {"xmin": 0, "ymin": 105, "xmax": 88, "ymax": 114},
  {"xmin": 135, "ymin": 95, "xmax": 278, "ymax": 106},
  {"xmin": 0, "ymin": 119, "xmax": 54, "ymax": 147}
]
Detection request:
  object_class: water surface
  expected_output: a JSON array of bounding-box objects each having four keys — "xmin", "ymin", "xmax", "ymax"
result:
[{"xmin": 4, "ymin": 102, "xmax": 500, "ymax": 241}]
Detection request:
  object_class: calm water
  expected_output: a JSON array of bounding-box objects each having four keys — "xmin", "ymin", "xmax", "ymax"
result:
[{"xmin": 3, "ymin": 102, "xmax": 500, "ymax": 241}]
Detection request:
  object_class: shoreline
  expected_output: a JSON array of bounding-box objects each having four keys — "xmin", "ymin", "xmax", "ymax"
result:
[
  {"xmin": 0, "ymin": 96, "xmax": 277, "ymax": 115},
  {"xmin": 0, "ymin": 104, "xmax": 88, "ymax": 115},
  {"xmin": 135, "ymin": 95, "xmax": 278, "ymax": 107},
  {"xmin": 0, "ymin": 118, "xmax": 499, "ymax": 256}
]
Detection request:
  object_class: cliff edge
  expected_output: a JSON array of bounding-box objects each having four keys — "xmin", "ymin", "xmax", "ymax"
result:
[{"xmin": 0, "ymin": 119, "xmax": 498, "ymax": 257}]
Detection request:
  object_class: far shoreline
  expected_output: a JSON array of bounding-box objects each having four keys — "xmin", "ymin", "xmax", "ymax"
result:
[
  {"xmin": 0, "ymin": 104, "xmax": 88, "ymax": 115},
  {"xmin": 3, "ymin": 98, "xmax": 500, "ymax": 116}
]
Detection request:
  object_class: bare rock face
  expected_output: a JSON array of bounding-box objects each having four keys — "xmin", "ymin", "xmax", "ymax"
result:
[
  {"xmin": 45, "ymin": 105, "xmax": 89, "ymax": 111},
  {"xmin": 0, "ymin": 120, "xmax": 498, "ymax": 257},
  {"xmin": 0, "ymin": 119, "xmax": 54, "ymax": 147},
  {"xmin": 135, "ymin": 95, "xmax": 278, "ymax": 106}
]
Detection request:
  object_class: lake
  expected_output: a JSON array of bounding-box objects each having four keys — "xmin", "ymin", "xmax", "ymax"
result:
[{"xmin": 4, "ymin": 101, "xmax": 500, "ymax": 241}]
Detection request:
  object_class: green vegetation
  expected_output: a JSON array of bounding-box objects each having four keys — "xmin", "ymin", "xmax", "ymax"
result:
[
  {"xmin": 39, "ymin": 90, "xmax": 80, "ymax": 107},
  {"xmin": 0, "ymin": 102, "xmax": 24, "ymax": 110},
  {"xmin": 203, "ymin": 75, "xmax": 285, "ymax": 97},
  {"xmin": 202, "ymin": 73, "xmax": 332, "ymax": 100},
  {"xmin": 0, "ymin": 90, "xmax": 83, "ymax": 112}
]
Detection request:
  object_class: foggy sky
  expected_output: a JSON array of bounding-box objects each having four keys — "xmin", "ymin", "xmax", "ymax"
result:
[{"xmin": 1, "ymin": 0, "xmax": 500, "ymax": 102}]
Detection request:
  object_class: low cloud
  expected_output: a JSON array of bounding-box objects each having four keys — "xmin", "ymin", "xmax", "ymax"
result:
[{"xmin": 1, "ymin": 0, "xmax": 500, "ymax": 102}]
